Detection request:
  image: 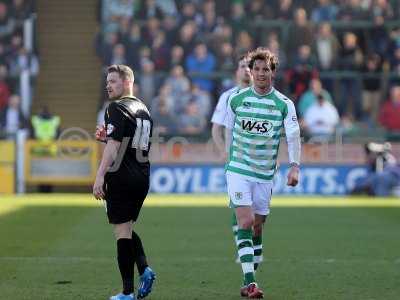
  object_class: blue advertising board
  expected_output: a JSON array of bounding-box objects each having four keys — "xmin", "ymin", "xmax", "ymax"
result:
[{"xmin": 150, "ymin": 164, "xmax": 368, "ymax": 195}]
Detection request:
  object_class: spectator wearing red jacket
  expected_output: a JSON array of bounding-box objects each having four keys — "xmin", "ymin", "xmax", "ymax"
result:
[{"xmin": 379, "ymin": 85, "xmax": 400, "ymax": 132}]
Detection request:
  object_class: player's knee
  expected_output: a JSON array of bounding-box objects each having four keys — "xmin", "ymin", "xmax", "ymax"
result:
[{"xmin": 113, "ymin": 222, "xmax": 132, "ymax": 239}]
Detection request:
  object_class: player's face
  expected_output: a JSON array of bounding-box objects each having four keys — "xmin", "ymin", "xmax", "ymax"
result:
[
  {"xmin": 236, "ymin": 59, "xmax": 251, "ymax": 85},
  {"xmin": 106, "ymin": 72, "xmax": 124, "ymax": 100},
  {"xmin": 251, "ymin": 59, "xmax": 274, "ymax": 93}
]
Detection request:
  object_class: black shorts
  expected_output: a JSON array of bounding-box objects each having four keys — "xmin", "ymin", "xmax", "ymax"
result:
[{"xmin": 104, "ymin": 174, "xmax": 149, "ymax": 224}]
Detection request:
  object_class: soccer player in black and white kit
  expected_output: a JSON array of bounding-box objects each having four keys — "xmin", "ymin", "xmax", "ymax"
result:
[{"xmin": 93, "ymin": 65, "xmax": 155, "ymax": 300}]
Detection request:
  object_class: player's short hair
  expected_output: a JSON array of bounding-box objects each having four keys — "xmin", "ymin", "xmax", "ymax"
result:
[
  {"xmin": 248, "ymin": 47, "xmax": 279, "ymax": 72},
  {"xmin": 238, "ymin": 52, "xmax": 250, "ymax": 63},
  {"xmin": 107, "ymin": 64, "xmax": 135, "ymax": 82}
]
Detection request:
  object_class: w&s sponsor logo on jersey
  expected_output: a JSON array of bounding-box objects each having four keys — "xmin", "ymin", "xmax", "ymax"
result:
[{"xmin": 240, "ymin": 118, "xmax": 273, "ymax": 135}]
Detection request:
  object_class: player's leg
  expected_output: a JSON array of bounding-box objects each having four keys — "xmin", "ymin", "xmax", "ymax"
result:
[
  {"xmin": 227, "ymin": 172, "xmax": 263, "ymax": 298},
  {"xmin": 249, "ymin": 181, "xmax": 272, "ymax": 292},
  {"xmin": 232, "ymin": 210, "xmax": 239, "ymax": 247},
  {"xmin": 131, "ymin": 179, "xmax": 155, "ymax": 299},
  {"xmin": 132, "ymin": 230, "xmax": 156, "ymax": 299},
  {"xmin": 105, "ymin": 180, "xmax": 136, "ymax": 300},
  {"xmin": 111, "ymin": 221, "xmax": 136, "ymax": 300},
  {"xmin": 253, "ymin": 215, "xmax": 267, "ymax": 271}
]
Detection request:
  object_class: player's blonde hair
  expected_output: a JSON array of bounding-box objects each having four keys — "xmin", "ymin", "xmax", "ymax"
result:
[{"xmin": 107, "ymin": 64, "xmax": 135, "ymax": 82}]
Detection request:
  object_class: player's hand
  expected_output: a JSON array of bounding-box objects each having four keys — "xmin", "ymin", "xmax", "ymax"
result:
[
  {"xmin": 287, "ymin": 165, "xmax": 299, "ymax": 186},
  {"xmin": 95, "ymin": 125, "xmax": 106, "ymax": 142},
  {"xmin": 93, "ymin": 176, "xmax": 105, "ymax": 200}
]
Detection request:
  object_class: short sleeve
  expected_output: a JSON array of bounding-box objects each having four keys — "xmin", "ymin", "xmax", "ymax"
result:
[
  {"xmin": 105, "ymin": 102, "xmax": 125, "ymax": 142},
  {"xmin": 223, "ymin": 95, "xmax": 236, "ymax": 130},
  {"xmin": 211, "ymin": 91, "xmax": 229, "ymax": 125}
]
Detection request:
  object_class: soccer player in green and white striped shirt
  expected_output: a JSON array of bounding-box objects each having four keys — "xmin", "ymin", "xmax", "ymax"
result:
[{"xmin": 224, "ymin": 48, "xmax": 301, "ymax": 298}]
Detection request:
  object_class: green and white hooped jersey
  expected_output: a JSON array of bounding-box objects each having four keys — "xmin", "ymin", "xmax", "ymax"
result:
[{"xmin": 224, "ymin": 86, "xmax": 300, "ymax": 183}]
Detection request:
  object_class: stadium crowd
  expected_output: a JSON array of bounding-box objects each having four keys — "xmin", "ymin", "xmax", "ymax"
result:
[
  {"xmin": 0, "ymin": 0, "xmax": 37, "ymax": 140},
  {"xmin": 95, "ymin": 0, "xmax": 400, "ymax": 140}
]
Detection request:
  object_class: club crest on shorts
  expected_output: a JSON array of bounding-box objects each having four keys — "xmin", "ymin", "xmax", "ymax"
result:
[{"xmin": 235, "ymin": 192, "xmax": 243, "ymax": 200}]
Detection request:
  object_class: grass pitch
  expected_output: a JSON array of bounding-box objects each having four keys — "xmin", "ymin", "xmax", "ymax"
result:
[{"xmin": 0, "ymin": 194, "xmax": 399, "ymax": 300}]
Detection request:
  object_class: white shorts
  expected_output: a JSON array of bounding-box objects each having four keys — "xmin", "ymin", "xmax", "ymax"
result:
[{"xmin": 226, "ymin": 171, "xmax": 273, "ymax": 216}]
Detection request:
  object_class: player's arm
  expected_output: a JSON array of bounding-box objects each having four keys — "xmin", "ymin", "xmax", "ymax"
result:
[
  {"xmin": 93, "ymin": 102, "xmax": 124, "ymax": 199},
  {"xmin": 211, "ymin": 123, "xmax": 226, "ymax": 158},
  {"xmin": 223, "ymin": 95, "xmax": 236, "ymax": 154},
  {"xmin": 93, "ymin": 139, "xmax": 121, "ymax": 200},
  {"xmin": 211, "ymin": 92, "xmax": 229, "ymax": 159},
  {"xmin": 283, "ymin": 99, "xmax": 301, "ymax": 186}
]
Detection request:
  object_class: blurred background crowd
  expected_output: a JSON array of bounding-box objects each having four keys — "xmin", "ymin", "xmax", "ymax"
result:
[
  {"xmin": 94, "ymin": 0, "xmax": 400, "ymax": 141},
  {"xmin": 1, "ymin": 0, "xmax": 400, "ymax": 142}
]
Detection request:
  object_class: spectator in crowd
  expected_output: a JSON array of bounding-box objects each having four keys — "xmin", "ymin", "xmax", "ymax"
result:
[
  {"xmin": 177, "ymin": 21, "xmax": 197, "ymax": 59},
  {"xmin": 379, "ymin": 85, "xmax": 400, "ymax": 133},
  {"xmin": 152, "ymin": 96, "xmax": 177, "ymax": 136},
  {"xmin": 337, "ymin": 32, "xmax": 363, "ymax": 118},
  {"xmin": 155, "ymin": 0, "xmax": 177, "ymax": 17},
  {"xmin": 216, "ymin": 41, "xmax": 235, "ymax": 73},
  {"xmin": 369, "ymin": 0, "xmax": 394, "ymax": 20},
  {"xmin": 311, "ymin": 0, "xmax": 339, "ymax": 22},
  {"xmin": 286, "ymin": 44, "xmax": 318, "ymax": 102},
  {"xmin": 168, "ymin": 44, "xmax": 185, "ymax": 69},
  {"xmin": 286, "ymin": 8, "xmax": 314, "ymax": 63},
  {"xmin": 110, "ymin": 43, "xmax": 127, "ymax": 66},
  {"xmin": 178, "ymin": 100, "xmax": 206, "ymax": 135},
  {"xmin": 162, "ymin": 14, "xmax": 179, "ymax": 45},
  {"xmin": 314, "ymin": 22, "xmax": 339, "ymax": 71},
  {"xmin": 229, "ymin": 2, "xmax": 247, "ymax": 35},
  {"xmin": 117, "ymin": 16, "xmax": 131, "ymax": 45},
  {"xmin": 179, "ymin": 1, "xmax": 200, "ymax": 26},
  {"xmin": 164, "ymin": 65, "xmax": 190, "ymax": 100},
  {"xmin": 151, "ymin": 83, "xmax": 174, "ymax": 115},
  {"xmin": 337, "ymin": 0, "xmax": 368, "ymax": 21},
  {"xmin": 142, "ymin": 17, "xmax": 161, "ymax": 46},
  {"xmin": 303, "ymin": 94, "xmax": 340, "ymax": 142},
  {"xmin": 0, "ymin": 94, "xmax": 27, "ymax": 139},
  {"xmin": 102, "ymin": 0, "xmax": 135, "ymax": 32},
  {"xmin": 0, "ymin": 64, "xmax": 10, "ymax": 111},
  {"xmin": 246, "ymin": 0, "xmax": 274, "ymax": 21},
  {"xmin": 136, "ymin": 0, "xmax": 164, "ymax": 21},
  {"xmin": 10, "ymin": 0, "xmax": 33, "ymax": 27},
  {"xmin": 151, "ymin": 31, "xmax": 170, "ymax": 70},
  {"xmin": 368, "ymin": 15, "xmax": 390, "ymax": 58},
  {"xmin": 234, "ymin": 30, "xmax": 253, "ymax": 56},
  {"xmin": 389, "ymin": 46, "xmax": 400, "ymax": 73},
  {"xmin": 98, "ymin": 31, "xmax": 119, "ymax": 66},
  {"xmin": 198, "ymin": 0, "xmax": 218, "ymax": 35},
  {"xmin": 0, "ymin": 3, "xmax": 16, "ymax": 40},
  {"xmin": 188, "ymin": 83, "xmax": 212, "ymax": 119},
  {"xmin": 274, "ymin": 0, "xmax": 295, "ymax": 20},
  {"xmin": 298, "ymin": 78, "xmax": 333, "ymax": 117},
  {"xmin": 9, "ymin": 46, "xmax": 39, "ymax": 81},
  {"xmin": 185, "ymin": 42, "xmax": 216, "ymax": 94},
  {"xmin": 361, "ymin": 53, "xmax": 382, "ymax": 123},
  {"xmin": 124, "ymin": 23, "xmax": 142, "ymax": 70},
  {"xmin": 138, "ymin": 59, "xmax": 159, "ymax": 107}
]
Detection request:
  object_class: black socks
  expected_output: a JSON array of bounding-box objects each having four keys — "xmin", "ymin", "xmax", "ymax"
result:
[
  {"xmin": 132, "ymin": 231, "xmax": 148, "ymax": 275},
  {"xmin": 117, "ymin": 238, "xmax": 134, "ymax": 295}
]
